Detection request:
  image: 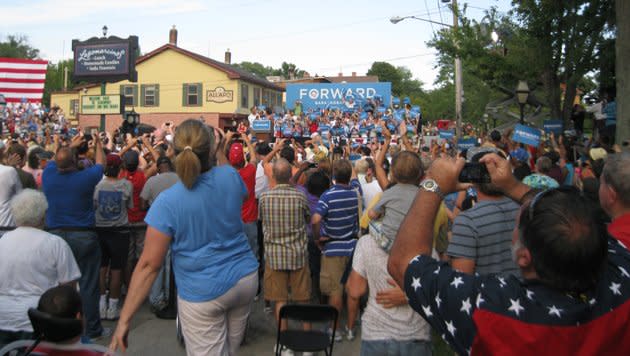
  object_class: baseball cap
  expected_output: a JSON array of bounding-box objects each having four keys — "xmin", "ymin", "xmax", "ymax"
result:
[
  {"xmin": 122, "ymin": 150, "xmax": 139, "ymax": 169},
  {"xmin": 510, "ymin": 148, "xmax": 529, "ymax": 163},
  {"xmin": 229, "ymin": 142, "xmax": 244, "ymax": 166},
  {"xmin": 106, "ymin": 154, "xmax": 122, "ymax": 168}
]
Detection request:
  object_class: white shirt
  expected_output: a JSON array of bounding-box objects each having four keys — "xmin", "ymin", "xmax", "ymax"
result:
[
  {"xmin": 352, "ymin": 235, "xmax": 431, "ymax": 341},
  {"xmin": 0, "ymin": 227, "xmax": 81, "ymax": 332},
  {"xmin": 0, "ymin": 164, "xmax": 22, "ymax": 227},
  {"xmin": 255, "ymin": 160, "xmax": 269, "ymax": 199},
  {"xmin": 360, "ymin": 178, "xmax": 383, "ymax": 207}
]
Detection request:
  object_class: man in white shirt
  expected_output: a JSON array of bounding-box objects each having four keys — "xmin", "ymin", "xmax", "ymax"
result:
[
  {"xmin": 355, "ymin": 158, "xmax": 382, "ymax": 207},
  {"xmin": 0, "ymin": 189, "xmax": 80, "ymax": 348},
  {"xmin": 0, "ymin": 153, "xmax": 22, "ymax": 229}
]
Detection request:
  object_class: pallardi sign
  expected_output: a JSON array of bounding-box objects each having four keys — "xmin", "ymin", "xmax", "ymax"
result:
[{"xmin": 206, "ymin": 87, "xmax": 233, "ymax": 103}]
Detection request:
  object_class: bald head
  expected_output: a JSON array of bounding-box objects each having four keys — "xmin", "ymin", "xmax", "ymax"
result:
[
  {"xmin": 55, "ymin": 147, "xmax": 77, "ymax": 172},
  {"xmin": 273, "ymin": 158, "xmax": 292, "ymax": 184}
]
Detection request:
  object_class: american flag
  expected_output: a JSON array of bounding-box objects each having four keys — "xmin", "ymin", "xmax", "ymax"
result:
[{"xmin": 0, "ymin": 57, "xmax": 48, "ymax": 103}]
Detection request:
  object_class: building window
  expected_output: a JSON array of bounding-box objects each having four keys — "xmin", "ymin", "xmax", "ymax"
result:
[
  {"xmin": 141, "ymin": 84, "xmax": 159, "ymax": 107},
  {"xmin": 262, "ymin": 90, "xmax": 268, "ymax": 106},
  {"xmin": 241, "ymin": 84, "xmax": 249, "ymax": 108},
  {"xmin": 277, "ymin": 93, "xmax": 283, "ymax": 107},
  {"xmin": 120, "ymin": 85, "xmax": 138, "ymax": 106},
  {"xmin": 253, "ymin": 88, "xmax": 261, "ymax": 106},
  {"xmin": 69, "ymin": 99, "xmax": 78, "ymax": 116},
  {"xmin": 183, "ymin": 83, "xmax": 202, "ymax": 107}
]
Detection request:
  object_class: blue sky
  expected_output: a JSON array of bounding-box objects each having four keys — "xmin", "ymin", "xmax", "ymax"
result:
[{"xmin": 1, "ymin": 0, "xmax": 513, "ymax": 89}]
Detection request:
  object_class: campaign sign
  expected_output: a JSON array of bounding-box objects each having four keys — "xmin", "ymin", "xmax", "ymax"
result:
[
  {"xmin": 543, "ymin": 120, "xmax": 563, "ymax": 135},
  {"xmin": 251, "ymin": 120, "xmax": 271, "ymax": 132},
  {"xmin": 512, "ymin": 124, "xmax": 542, "ymax": 147},
  {"xmin": 439, "ymin": 130, "xmax": 455, "ymax": 140},
  {"xmin": 72, "ymin": 36, "xmax": 139, "ymax": 83},
  {"xmin": 457, "ymin": 137, "xmax": 478, "ymax": 150},
  {"xmin": 286, "ymin": 83, "xmax": 392, "ymax": 111}
]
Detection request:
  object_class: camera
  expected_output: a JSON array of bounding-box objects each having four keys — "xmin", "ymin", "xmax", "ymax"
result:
[{"xmin": 458, "ymin": 163, "xmax": 491, "ymax": 183}]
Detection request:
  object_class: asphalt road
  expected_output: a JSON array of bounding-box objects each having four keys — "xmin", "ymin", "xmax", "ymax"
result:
[{"xmin": 97, "ymin": 298, "xmax": 362, "ymax": 356}]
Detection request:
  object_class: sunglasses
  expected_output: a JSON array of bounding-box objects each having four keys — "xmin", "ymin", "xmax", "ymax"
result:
[{"xmin": 528, "ymin": 186, "xmax": 582, "ymax": 221}]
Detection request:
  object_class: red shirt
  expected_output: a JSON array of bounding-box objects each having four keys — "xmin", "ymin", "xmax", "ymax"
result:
[
  {"xmin": 239, "ymin": 164, "xmax": 257, "ymax": 223},
  {"xmin": 120, "ymin": 169, "xmax": 147, "ymax": 223},
  {"xmin": 609, "ymin": 212, "xmax": 630, "ymax": 249}
]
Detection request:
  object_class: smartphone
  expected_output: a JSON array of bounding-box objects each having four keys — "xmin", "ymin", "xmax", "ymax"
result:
[{"xmin": 458, "ymin": 162, "xmax": 491, "ymax": 183}]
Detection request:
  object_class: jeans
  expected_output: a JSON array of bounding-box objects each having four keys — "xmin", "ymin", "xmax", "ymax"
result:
[
  {"xmin": 51, "ymin": 230, "xmax": 103, "ymax": 337},
  {"xmin": 361, "ymin": 339, "xmax": 432, "ymax": 356},
  {"xmin": 243, "ymin": 222, "xmax": 258, "ymax": 260},
  {"xmin": 149, "ymin": 249, "xmax": 171, "ymax": 307}
]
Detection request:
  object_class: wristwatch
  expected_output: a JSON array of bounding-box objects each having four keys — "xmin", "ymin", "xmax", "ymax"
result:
[{"xmin": 420, "ymin": 179, "xmax": 445, "ymax": 200}]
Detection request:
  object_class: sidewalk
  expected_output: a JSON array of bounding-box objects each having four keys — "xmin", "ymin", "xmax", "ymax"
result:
[{"xmin": 97, "ymin": 298, "xmax": 362, "ymax": 355}]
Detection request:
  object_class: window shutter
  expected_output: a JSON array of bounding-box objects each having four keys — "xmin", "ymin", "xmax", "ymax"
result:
[
  {"xmin": 132, "ymin": 85, "xmax": 138, "ymax": 106},
  {"xmin": 182, "ymin": 84, "xmax": 187, "ymax": 106},
  {"xmin": 197, "ymin": 83, "xmax": 202, "ymax": 106},
  {"xmin": 140, "ymin": 85, "xmax": 146, "ymax": 107},
  {"xmin": 155, "ymin": 84, "xmax": 160, "ymax": 107}
]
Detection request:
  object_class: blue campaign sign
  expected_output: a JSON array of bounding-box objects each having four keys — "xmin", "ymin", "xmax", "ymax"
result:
[
  {"xmin": 512, "ymin": 124, "xmax": 542, "ymax": 147},
  {"xmin": 458, "ymin": 137, "xmax": 478, "ymax": 150},
  {"xmin": 251, "ymin": 120, "xmax": 271, "ymax": 132},
  {"xmin": 439, "ymin": 130, "xmax": 455, "ymax": 140},
  {"xmin": 286, "ymin": 83, "xmax": 392, "ymax": 111},
  {"xmin": 543, "ymin": 120, "xmax": 563, "ymax": 135}
]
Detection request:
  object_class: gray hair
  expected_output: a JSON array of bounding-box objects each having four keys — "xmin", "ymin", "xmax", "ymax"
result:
[
  {"xmin": 272, "ymin": 158, "xmax": 292, "ymax": 184},
  {"xmin": 11, "ymin": 189, "xmax": 48, "ymax": 227},
  {"xmin": 603, "ymin": 152, "xmax": 630, "ymax": 206},
  {"xmin": 536, "ymin": 156, "xmax": 552, "ymax": 174}
]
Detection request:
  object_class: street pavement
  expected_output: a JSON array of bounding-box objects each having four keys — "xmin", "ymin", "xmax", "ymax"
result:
[{"xmin": 97, "ymin": 298, "xmax": 362, "ymax": 355}]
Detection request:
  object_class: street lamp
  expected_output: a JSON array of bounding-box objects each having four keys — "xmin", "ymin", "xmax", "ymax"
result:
[
  {"xmin": 516, "ymin": 81, "xmax": 530, "ymax": 125},
  {"xmin": 102, "ymin": 25, "xmax": 108, "ymax": 38},
  {"xmin": 389, "ymin": 15, "xmax": 451, "ymax": 27}
]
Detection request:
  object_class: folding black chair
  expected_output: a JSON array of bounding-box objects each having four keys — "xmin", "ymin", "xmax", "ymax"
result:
[{"xmin": 275, "ymin": 304, "xmax": 338, "ymax": 356}]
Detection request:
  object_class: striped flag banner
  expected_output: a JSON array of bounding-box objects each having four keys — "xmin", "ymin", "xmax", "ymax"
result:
[{"xmin": 0, "ymin": 57, "xmax": 48, "ymax": 103}]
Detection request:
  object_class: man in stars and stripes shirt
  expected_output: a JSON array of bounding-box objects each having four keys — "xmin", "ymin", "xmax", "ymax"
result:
[{"xmin": 389, "ymin": 154, "xmax": 630, "ymax": 355}]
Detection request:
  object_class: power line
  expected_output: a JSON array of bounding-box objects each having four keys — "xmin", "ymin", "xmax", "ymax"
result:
[
  {"xmin": 309, "ymin": 52, "xmax": 437, "ymax": 72},
  {"xmin": 213, "ymin": 9, "xmax": 443, "ymax": 46},
  {"xmin": 424, "ymin": 0, "xmax": 436, "ymax": 34}
]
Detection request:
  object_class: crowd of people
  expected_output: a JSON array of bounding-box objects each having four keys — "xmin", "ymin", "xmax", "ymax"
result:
[{"xmin": 0, "ymin": 97, "xmax": 629, "ymax": 356}]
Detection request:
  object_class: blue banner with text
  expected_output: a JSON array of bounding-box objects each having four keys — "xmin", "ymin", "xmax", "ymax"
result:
[{"xmin": 286, "ymin": 83, "xmax": 392, "ymax": 111}]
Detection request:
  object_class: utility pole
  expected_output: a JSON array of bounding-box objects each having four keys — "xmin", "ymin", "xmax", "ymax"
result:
[
  {"xmin": 453, "ymin": 0, "xmax": 464, "ymax": 139},
  {"xmin": 63, "ymin": 66, "xmax": 68, "ymax": 90}
]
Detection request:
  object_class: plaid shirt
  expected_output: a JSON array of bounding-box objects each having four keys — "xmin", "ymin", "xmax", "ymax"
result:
[{"xmin": 259, "ymin": 184, "xmax": 311, "ymax": 270}]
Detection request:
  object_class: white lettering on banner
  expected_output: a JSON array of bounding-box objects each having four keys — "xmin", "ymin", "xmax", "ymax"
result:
[{"xmin": 298, "ymin": 87, "xmax": 378, "ymax": 100}]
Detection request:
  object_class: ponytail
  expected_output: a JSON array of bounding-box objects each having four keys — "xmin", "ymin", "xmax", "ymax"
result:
[
  {"xmin": 173, "ymin": 119, "xmax": 214, "ymax": 190},
  {"xmin": 176, "ymin": 148, "xmax": 201, "ymax": 189}
]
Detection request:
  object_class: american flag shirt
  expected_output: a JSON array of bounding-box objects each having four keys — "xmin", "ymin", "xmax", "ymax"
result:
[{"xmin": 404, "ymin": 237, "xmax": 630, "ymax": 355}]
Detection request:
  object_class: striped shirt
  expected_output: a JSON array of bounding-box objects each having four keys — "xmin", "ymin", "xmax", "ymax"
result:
[
  {"xmin": 316, "ymin": 179, "xmax": 362, "ymax": 257},
  {"xmin": 447, "ymin": 197, "xmax": 520, "ymax": 276},
  {"xmin": 259, "ymin": 184, "xmax": 310, "ymax": 270}
]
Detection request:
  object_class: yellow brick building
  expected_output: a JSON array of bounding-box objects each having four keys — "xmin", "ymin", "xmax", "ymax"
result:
[{"xmin": 51, "ymin": 28, "xmax": 283, "ymax": 132}]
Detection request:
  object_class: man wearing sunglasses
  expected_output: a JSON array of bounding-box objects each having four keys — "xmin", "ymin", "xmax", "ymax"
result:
[{"xmin": 389, "ymin": 153, "xmax": 630, "ymax": 355}]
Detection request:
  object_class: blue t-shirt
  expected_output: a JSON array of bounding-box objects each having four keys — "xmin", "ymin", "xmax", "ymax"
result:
[
  {"xmin": 316, "ymin": 179, "xmax": 362, "ymax": 257},
  {"xmin": 145, "ymin": 165, "xmax": 259, "ymax": 302},
  {"xmin": 42, "ymin": 161, "xmax": 104, "ymax": 228},
  {"xmin": 563, "ymin": 163, "xmax": 574, "ymax": 186}
]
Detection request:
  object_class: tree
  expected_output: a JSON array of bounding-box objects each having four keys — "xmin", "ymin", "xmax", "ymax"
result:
[
  {"xmin": 0, "ymin": 34, "xmax": 40, "ymax": 59},
  {"xmin": 367, "ymin": 62, "xmax": 424, "ymax": 98},
  {"xmin": 233, "ymin": 61, "xmax": 305, "ymax": 80},
  {"xmin": 428, "ymin": 1, "xmax": 616, "ymax": 126},
  {"xmin": 43, "ymin": 59, "xmax": 75, "ymax": 106}
]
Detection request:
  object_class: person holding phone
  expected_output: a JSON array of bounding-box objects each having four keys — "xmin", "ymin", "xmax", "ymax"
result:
[{"xmin": 446, "ymin": 147, "xmax": 521, "ymax": 277}]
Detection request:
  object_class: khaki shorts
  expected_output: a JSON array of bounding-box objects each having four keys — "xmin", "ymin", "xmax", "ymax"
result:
[
  {"xmin": 320, "ymin": 256, "xmax": 350, "ymax": 297},
  {"xmin": 264, "ymin": 264, "xmax": 311, "ymax": 302}
]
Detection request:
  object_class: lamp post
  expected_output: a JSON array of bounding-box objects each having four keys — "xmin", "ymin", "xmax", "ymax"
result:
[{"xmin": 516, "ymin": 81, "xmax": 530, "ymax": 125}]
